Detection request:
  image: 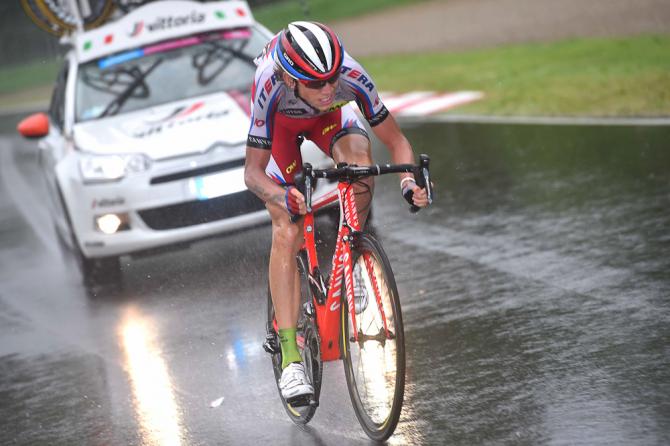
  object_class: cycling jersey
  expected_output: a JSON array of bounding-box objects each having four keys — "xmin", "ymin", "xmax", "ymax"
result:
[{"xmin": 247, "ymin": 36, "xmax": 390, "ymax": 184}]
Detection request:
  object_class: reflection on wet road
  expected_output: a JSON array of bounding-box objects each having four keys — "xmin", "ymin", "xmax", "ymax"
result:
[
  {"xmin": 119, "ymin": 306, "xmax": 185, "ymax": 446},
  {"xmin": 1, "ymin": 120, "xmax": 669, "ymax": 445}
]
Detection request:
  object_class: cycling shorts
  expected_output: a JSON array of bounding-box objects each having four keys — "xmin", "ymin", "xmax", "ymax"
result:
[{"xmin": 264, "ymin": 104, "xmax": 368, "ymax": 185}]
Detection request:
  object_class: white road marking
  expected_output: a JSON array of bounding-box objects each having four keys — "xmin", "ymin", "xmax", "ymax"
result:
[
  {"xmin": 396, "ymin": 91, "xmax": 484, "ymax": 115},
  {"xmin": 380, "ymin": 90, "xmax": 484, "ymax": 116},
  {"xmin": 378, "ymin": 91, "xmax": 435, "ymax": 112}
]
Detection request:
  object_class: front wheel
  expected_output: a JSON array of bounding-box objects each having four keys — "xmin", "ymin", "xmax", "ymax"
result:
[
  {"xmin": 341, "ymin": 233, "xmax": 405, "ymax": 441},
  {"xmin": 57, "ymin": 184, "xmax": 121, "ymax": 287}
]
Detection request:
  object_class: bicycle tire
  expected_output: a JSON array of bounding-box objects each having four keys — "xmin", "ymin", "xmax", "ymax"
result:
[
  {"xmin": 36, "ymin": 0, "xmax": 116, "ymax": 31},
  {"xmin": 20, "ymin": 0, "xmax": 66, "ymax": 36},
  {"xmin": 341, "ymin": 232, "xmax": 405, "ymax": 441},
  {"xmin": 266, "ymin": 250, "xmax": 322, "ymax": 424}
]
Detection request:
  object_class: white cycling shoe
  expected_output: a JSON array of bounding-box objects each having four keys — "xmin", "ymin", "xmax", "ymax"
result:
[{"xmin": 279, "ymin": 362, "xmax": 314, "ymax": 403}]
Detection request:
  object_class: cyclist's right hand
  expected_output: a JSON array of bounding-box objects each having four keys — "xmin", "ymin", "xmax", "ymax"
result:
[{"xmin": 285, "ymin": 185, "xmax": 306, "ymax": 218}]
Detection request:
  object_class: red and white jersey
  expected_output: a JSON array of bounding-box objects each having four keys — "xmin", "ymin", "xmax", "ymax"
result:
[{"xmin": 247, "ymin": 36, "xmax": 389, "ymax": 150}]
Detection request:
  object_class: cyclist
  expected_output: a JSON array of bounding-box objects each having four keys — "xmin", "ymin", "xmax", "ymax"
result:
[{"xmin": 244, "ymin": 21, "xmax": 431, "ymax": 402}]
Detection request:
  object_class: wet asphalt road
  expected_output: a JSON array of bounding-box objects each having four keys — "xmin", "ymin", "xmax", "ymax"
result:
[{"xmin": 1, "ymin": 120, "xmax": 669, "ymax": 445}]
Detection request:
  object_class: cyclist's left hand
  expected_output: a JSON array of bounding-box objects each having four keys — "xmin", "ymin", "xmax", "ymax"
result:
[
  {"xmin": 410, "ymin": 184, "xmax": 431, "ymax": 208},
  {"xmin": 401, "ymin": 178, "xmax": 431, "ymax": 208}
]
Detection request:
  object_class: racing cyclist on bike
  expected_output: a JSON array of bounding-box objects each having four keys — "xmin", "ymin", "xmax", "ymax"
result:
[{"xmin": 244, "ymin": 21, "xmax": 431, "ymax": 402}]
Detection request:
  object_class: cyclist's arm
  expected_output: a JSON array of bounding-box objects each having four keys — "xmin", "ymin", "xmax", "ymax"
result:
[
  {"xmin": 371, "ymin": 113, "xmax": 415, "ymax": 181},
  {"xmin": 244, "ymin": 146, "xmax": 306, "ymax": 214},
  {"xmin": 371, "ymin": 114, "xmax": 430, "ymax": 208},
  {"xmin": 244, "ymin": 146, "xmax": 284, "ymax": 205}
]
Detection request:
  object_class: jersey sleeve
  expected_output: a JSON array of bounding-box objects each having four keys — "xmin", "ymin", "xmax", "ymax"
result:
[
  {"xmin": 247, "ymin": 45, "xmax": 283, "ymax": 150},
  {"xmin": 340, "ymin": 53, "xmax": 389, "ymax": 127}
]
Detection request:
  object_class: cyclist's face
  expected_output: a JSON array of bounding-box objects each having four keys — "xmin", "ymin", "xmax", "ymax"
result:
[{"xmin": 295, "ymin": 77, "xmax": 339, "ymax": 112}]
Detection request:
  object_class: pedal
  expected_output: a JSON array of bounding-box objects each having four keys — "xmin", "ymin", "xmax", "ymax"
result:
[
  {"xmin": 286, "ymin": 393, "xmax": 316, "ymax": 408},
  {"xmin": 263, "ymin": 333, "xmax": 279, "ymax": 354}
]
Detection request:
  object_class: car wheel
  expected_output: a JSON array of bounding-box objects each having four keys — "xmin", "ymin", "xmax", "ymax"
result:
[
  {"xmin": 78, "ymin": 252, "xmax": 122, "ymax": 287},
  {"xmin": 56, "ymin": 184, "xmax": 121, "ymax": 286}
]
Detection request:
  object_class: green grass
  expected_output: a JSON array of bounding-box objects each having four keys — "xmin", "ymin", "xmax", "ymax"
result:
[
  {"xmin": 0, "ymin": 59, "xmax": 61, "ymax": 95},
  {"xmin": 252, "ymin": 0, "xmax": 426, "ymax": 32},
  {"xmin": 1, "ymin": 33, "xmax": 669, "ymax": 117},
  {"xmin": 360, "ymin": 34, "xmax": 670, "ymax": 117}
]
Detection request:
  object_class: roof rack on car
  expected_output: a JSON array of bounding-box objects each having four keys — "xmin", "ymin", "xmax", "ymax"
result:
[
  {"xmin": 73, "ymin": 1, "xmax": 255, "ymax": 63},
  {"xmin": 22, "ymin": 1, "xmax": 252, "ymax": 42}
]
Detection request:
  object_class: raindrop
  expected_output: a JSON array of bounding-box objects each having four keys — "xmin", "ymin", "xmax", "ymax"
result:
[{"xmin": 210, "ymin": 397, "xmax": 224, "ymax": 408}]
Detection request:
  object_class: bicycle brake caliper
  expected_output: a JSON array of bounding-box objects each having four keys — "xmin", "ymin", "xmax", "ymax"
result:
[{"xmin": 309, "ymin": 267, "xmax": 327, "ymax": 305}]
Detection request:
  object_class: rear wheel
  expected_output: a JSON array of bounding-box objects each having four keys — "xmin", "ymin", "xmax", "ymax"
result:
[
  {"xmin": 341, "ymin": 233, "xmax": 405, "ymax": 441},
  {"xmin": 266, "ymin": 251, "xmax": 322, "ymax": 424}
]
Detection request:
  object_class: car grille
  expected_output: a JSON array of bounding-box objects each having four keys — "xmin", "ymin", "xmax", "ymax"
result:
[
  {"xmin": 150, "ymin": 159, "xmax": 245, "ymax": 185},
  {"xmin": 138, "ymin": 190, "xmax": 265, "ymax": 230}
]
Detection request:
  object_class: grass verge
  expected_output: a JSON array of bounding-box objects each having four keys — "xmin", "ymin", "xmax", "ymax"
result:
[
  {"xmin": 252, "ymin": 0, "xmax": 426, "ymax": 32},
  {"xmin": 0, "ymin": 59, "xmax": 61, "ymax": 95},
  {"xmin": 361, "ymin": 34, "xmax": 670, "ymax": 117},
  {"xmin": 1, "ymin": 34, "xmax": 668, "ymax": 117}
]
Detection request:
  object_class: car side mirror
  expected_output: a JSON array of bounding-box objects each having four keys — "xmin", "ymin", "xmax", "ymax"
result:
[{"xmin": 17, "ymin": 112, "xmax": 50, "ymax": 139}]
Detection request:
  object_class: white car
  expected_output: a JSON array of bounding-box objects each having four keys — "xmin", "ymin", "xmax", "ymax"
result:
[{"xmin": 17, "ymin": 0, "xmax": 336, "ymax": 283}]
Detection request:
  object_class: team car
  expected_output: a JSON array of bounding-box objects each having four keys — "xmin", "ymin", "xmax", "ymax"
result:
[{"xmin": 17, "ymin": 0, "xmax": 337, "ymax": 283}]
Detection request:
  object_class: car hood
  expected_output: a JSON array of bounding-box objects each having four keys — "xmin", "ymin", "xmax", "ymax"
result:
[{"xmin": 73, "ymin": 92, "xmax": 250, "ymax": 160}]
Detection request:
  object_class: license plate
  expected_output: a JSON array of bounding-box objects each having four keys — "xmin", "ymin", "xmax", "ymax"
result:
[{"xmin": 190, "ymin": 167, "xmax": 246, "ymax": 200}]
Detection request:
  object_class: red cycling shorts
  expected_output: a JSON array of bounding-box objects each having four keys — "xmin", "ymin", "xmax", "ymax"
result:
[{"xmin": 264, "ymin": 104, "xmax": 368, "ymax": 185}]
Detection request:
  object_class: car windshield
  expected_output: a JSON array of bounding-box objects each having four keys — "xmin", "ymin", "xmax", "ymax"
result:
[{"xmin": 76, "ymin": 27, "xmax": 266, "ymax": 122}]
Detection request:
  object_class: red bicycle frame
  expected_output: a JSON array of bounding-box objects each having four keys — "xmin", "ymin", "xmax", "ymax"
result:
[{"xmin": 302, "ymin": 181, "xmax": 385, "ymax": 361}]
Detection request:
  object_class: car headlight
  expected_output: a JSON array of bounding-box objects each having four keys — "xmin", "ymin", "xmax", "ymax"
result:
[{"xmin": 79, "ymin": 154, "xmax": 151, "ymax": 183}]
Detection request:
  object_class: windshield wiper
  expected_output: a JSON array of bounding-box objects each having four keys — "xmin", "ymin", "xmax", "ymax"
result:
[
  {"xmin": 192, "ymin": 41, "xmax": 255, "ymax": 86},
  {"xmin": 99, "ymin": 58, "xmax": 164, "ymax": 118}
]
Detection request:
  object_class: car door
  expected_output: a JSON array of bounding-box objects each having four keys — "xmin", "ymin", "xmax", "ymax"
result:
[{"xmin": 39, "ymin": 60, "xmax": 70, "ymax": 231}]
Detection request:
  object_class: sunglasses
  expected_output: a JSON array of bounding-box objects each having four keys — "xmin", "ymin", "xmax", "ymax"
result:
[{"xmin": 299, "ymin": 74, "xmax": 339, "ymax": 90}]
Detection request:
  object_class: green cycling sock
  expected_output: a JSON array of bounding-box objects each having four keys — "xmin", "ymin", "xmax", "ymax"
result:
[{"xmin": 278, "ymin": 327, "xmax": 302, "ymax": 369}]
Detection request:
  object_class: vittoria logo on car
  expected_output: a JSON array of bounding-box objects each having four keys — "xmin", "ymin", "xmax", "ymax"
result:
[
  {"xmin": 143, "ymin": 102, "xmax": 205, "ymax": 125},
  {"xmin": 92, "ymin": 197, "xmax": 125, "ymax": 209},
  {"xmin": 136, "ymin": 11, "xmax": 206, "ymax": 34},
  {"xmin": 133, "ymin": 109, "xmax": 230, "ymax": 138},
  {"xmin": 128, "ymin": 21, "xmax": 144, "ymax": 37}
]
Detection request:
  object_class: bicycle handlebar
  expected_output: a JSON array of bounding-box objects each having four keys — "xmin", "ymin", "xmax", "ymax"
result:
[{"xmin": 291, "ymin": 154, "xmax": 433, "ymax": 222}]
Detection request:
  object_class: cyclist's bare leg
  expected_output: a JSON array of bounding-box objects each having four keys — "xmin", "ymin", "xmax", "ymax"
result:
[
  {"xmin": 331, "ymin": 133, "xmax": 374, "ymax": 227},
  {"xmin": 266, "ymin": 200, "xmax": 304, "ymax": 330},
  {"xmin": 267, "ymin": 197, "xmax": 314, "ymax": 397}
]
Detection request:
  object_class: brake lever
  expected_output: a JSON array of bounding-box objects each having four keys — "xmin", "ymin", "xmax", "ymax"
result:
[
  {"xmin": 410, "ymin": 154, "xmax": 432, "ymax": 213},
  {"xmin": 421, "ymin": 154, "xmax": 433, "ymax": 206},
  {"xmin": 290, "ymin": 163, "xmax": 313, "ymax": 223}
]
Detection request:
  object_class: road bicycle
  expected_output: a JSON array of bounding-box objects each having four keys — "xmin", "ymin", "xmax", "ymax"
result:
[{"xmin": 263, "ymin": 155, "xmax": 433, "ymax": 441}]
